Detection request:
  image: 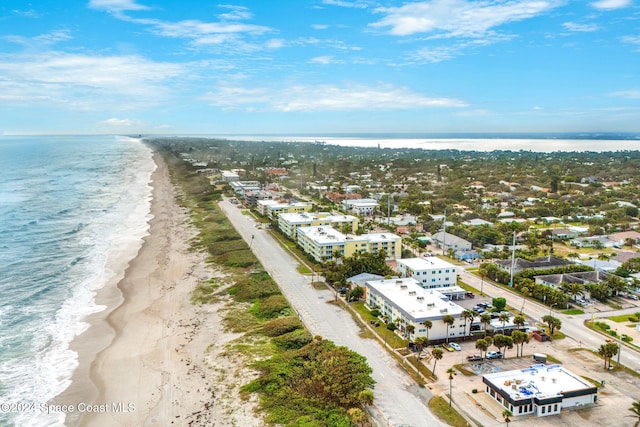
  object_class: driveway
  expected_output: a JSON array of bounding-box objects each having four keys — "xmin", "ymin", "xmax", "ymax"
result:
[{"xmin": 219, "ymin": 198, "xmax": 445, "ymax": 427}]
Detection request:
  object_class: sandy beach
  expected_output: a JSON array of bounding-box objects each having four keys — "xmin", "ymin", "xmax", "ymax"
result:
[{"xmin": 58, "ymin": 152, "xmax": 262, "ymax": 426}]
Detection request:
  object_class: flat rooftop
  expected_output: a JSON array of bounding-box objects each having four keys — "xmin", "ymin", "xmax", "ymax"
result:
[
  {"xmin": 484, "ymin": 365, "xmax": 594, "ymax": 402},
  {"xmin": 366, "ymin": 277, "xmax": 464, "ymax": 321},
  {"xmin": 398, "ymin": 257, "xmax": 456, "ymax": 270}
]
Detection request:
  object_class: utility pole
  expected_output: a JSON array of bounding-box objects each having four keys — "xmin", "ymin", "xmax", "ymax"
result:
[
  {"xmin": 442, "ymin": 209, "xmax": 447, "ymax": 256},
  {"xmin": 509, "ymin": 231, "xmax": 516, "ymax": 287}
]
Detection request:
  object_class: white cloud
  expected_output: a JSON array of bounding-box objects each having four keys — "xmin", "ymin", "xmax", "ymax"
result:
[
  {"xmin": 609, "ymin": 90, "xmax": 640, "ymax": 99},
  {"xmin": 265, "ymin": 38, "xmax": 286, "ymax": 49},
  {"xmin": 412, "ymin": 46, "xmax": 457, "ymax": 63},
  {"xmin": 217, "ymin": 5, "xmax": 253, "ymax": 21},
  {"xmin": 97, "ymin": 117, "xmax": 143, "ymax": 127},
  {"xmin": 371, "ymin": 0, "xmax": 564, "ymax": 37},
  {"xmin": 312, "ymin": 24, "xmax": 330, "ymax": 30},
  {"xmin": 204, "ymin": 83, "xmax": 467, "ymax": 112},
  {"xmin": 322, "ymin": 0, "xmax": 369, "ymax": 9},
  {"xmin": 562, "ymin": 22, "xmax": 600, "ymax": 32},
  {"xmin": 621, "ymin": 34, "xmax": 640, "ymax": 49},
  {"xmin": 88, "ymin": 0, "xmax": 149, "ymax": 12},
  {"xmin": 0, "ymin": 51, "xmax": 184, "ymax": 110},
  {"xmin": 590, "ymin": 0, "xmax": 632, "ymax": 10},
  {"xmin": 309, "ymin": 55, "xmax": 339, "ymax": 64},
  {"xmin": 34, "ymin": 29, "xmax": 74, "ymax": 44}
]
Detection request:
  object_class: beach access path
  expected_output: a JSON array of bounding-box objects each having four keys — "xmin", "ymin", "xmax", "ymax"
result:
[{"xmin": 219, "ymin": 197, "xmax": 445, "ymax": 427}]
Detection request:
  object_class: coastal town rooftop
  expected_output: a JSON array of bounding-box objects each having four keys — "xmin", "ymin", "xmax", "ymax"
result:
[
  {"xmin": 397, "ymin": 257, "xmax": 456, "ymax": 271},
  {"xmin": 483, "ymin": 364, "xmax": 596, "ymax": 406},
  {"xmin": 365, "ymin": 277, "xmax": 464, "ymax": 321}
]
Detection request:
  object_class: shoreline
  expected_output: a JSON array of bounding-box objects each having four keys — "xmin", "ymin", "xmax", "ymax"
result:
[{"xmin": 57, "ymin": 151, "xmax": 262, "ymax": 426}]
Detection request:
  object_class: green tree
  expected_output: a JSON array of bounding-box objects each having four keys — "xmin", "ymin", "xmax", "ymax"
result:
[
  {"xmin": 442, "ymin": 314, "xmax": 455, "ymax": 343},
  {"xmin": 498, "ymin": 312, "xmax": 510, "ymax": 333},
  {"xmin": 511, "ymin": 330, "xmax": 529, "ymax": 357},
  {"xmin": 432, "ymin": 347, "xmax": 444, "ymax": 375},
  {"xmin": 462, "ymin": 309, "xmax": 476, "ymax": 340},
  {"xmin": 480, "ymin": 313, "xmax": 492, "ymax": 338},
  {"xmin": 503, "ymin": 409, "xmax": 512, "ymax": 427},
  {"xmin": 493, "ymin": 334, "xmax": 513, "ymax": 357},
  {"xmin": 405, "ymin": 323, "xmax": 415, "ymax": 339},
  {"xmin": 492, "ymin": 297, "xmax": 507, "ymax": 311},
  {"xmin": 598, "ymin": 342, "xmax": 619, "ymax": 369},
  {"xmin": 512, "ymin": 315, "xmax": 526, "ymax": 331},
  {"xmin": 422, "ymin": 320, "xmax": 433, "ymax": 342},
  {"xmin": 475, "ymin": 338, "xmax": 489, "ymax": 359},
  {"xmin": 542, "ymin": 315, "xmax": 562, "ymax": 335},
  {"xmin": 414, "ymin": 336, "xmax": 429, "ymax": 359},
  {"xmin": 446, "ymin": 367, "xmax": 456, "ymax": 407}
]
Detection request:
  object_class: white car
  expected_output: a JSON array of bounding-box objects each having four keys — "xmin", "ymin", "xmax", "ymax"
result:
[{"xmin": 449, "ymin": 342, "xmax": 461, "ymax": 351}]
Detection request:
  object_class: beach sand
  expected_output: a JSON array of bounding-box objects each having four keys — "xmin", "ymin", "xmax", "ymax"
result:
[{"xmin": 58, "ymin": 152, "xmax": 262, "ymax": 426}]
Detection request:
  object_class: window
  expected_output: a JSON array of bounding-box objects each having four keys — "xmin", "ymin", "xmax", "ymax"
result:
[
  {"xmin": 553, "ymin": 404, "xmax": 558, "ymax": 412},
  {"xmin": 542, "ymin": 406, "xmax": 545, "ymax": 414}
]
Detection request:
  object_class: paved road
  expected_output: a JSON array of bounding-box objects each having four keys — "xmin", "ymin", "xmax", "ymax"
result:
[{"xmin": 219, "ymin": 199, "xmax": 444, "ymax": 427}]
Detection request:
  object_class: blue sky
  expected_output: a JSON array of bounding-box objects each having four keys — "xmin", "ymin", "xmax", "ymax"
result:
[{"xmin": 0, "ymin": 0, "xmax": 638, "ymax": 134}]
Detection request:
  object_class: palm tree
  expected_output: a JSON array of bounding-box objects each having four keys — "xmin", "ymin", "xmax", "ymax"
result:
[
  {"xmin": 629, "ymin": 400, "xmax": 640, "ymax": 427},
  {"xmin": 446, "ymin": 367, "xmax": 456, "ymax": 407},
  {"xmin": 478, "ymin": 267, "xmax": 487, "ymax": 296},
  {"xmin": 415, "ymin": 336, "xmax": 429, "ymax": 359},
  {"xmin": 443, "ymin": 314, "xmax": 455, "ymax": 343},
  {"xmin": 432, "ymin": 347, "xmax": 444, "ymax": 375},
  {"xmin": 422, "ymin": 319, "xmax": 433, "ymax": 342},
  {"xmin": 405, "ymin": 323, "xmax": 415, "ymax": 339},
  {"xmin": 511, "ymin": 330, "xmax": 528, "ymax": 357},
  {"xmin": 475, "ymin": 338, "xmax": 488, "ymax": 359},
  {"xmin": 513, "ymin": 315, "xmax": 526, "ymax": 331},
  {"xmin": 498, "ymin": 312, "xmax": 510, "ymax": 333},
  {"xmin": 480, "ymin": 313, "xmax": 492, "ymax": 338},
  {"xmin": 503, "ymin": 409, "xmax": 512, "ymax": 427},
  {"xmin": 462, "ymin": 309, "xmax": 476, "ymax": 340}
]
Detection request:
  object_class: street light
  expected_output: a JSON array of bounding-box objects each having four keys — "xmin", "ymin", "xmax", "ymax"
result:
[{"xmin": 616, "ymin": 328, "xmax": 622, "ymax": 368}]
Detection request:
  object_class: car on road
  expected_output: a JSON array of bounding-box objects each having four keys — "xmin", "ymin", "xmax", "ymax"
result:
[
  {"xmin": 467, "ymin": 354, "xmax": 483, "ymax": 362},
  {"xmin": 449, "ymin": 342, "xmax": 461, "ymax": 351},
  {"xmin": 486, "ymin": 351, "xmax": 503, "ymax": 359}
]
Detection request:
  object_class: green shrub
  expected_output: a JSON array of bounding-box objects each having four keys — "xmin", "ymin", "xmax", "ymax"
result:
[
  {"xmin": 263, "ymin": 317, "xmax": 303, "ymax": 337},
  {"xmin": 250, "ymin": 295, "xmax": 290, "ymax": 319},
  {"xmin": 273, "ymin": 329, "xmax": 313, "ymax": 350},
  {"xmin": 232, "ymin": 272, "xmax": 280, "ymax": 301},
  {"xmin": 370, "ymin": 309, "xmax": 381, "ymax": 318}
]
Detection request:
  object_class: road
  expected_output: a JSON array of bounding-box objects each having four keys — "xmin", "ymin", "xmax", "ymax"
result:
[
  {"xmin": 219, "ymin": 199, "xmax": 445, "ymax": 427},
  {"xmin": 459, "ymin": 268, "xmax": 640, "ymax": 371}
]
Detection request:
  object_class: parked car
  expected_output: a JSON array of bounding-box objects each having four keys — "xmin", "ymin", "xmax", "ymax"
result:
[
  {"xmin": 449, "ymin": 342, "xmax": 461, "ymax": 351},
  {"xmin": 442, "ymin": 343, "xmax": 454, "ymax": 352},
  {"xmin": 475, "ymin": 308, "xmax": 485, "ymax": 314},
  {"xmin": 467, "ymin": 354, "xmax": 483, "ymax": 362},
  {"xmin": 486, "ymin": 351, "xmax": 503, "ymax": 359}
]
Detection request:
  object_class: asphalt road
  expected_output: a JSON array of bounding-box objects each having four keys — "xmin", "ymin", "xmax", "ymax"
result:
[{"xmin": 219, "ymin": 198, "xmax": 444, "ymax": 427}]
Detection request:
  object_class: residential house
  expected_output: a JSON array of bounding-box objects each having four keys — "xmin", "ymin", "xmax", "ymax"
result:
[
  {"xmin": 495, "ymin": 256, "xmax": 571, "ymax": 275},
  {"xmin": 278, "ymin": 212, "xmax": 359, "ymax": 239},
  {"xmin": 341, "ymin": 198, "xmax": 379, "ymax": 216},
  {"xmin": 431, "ymin": 231, "xmax": 472, "ymax": 253}
]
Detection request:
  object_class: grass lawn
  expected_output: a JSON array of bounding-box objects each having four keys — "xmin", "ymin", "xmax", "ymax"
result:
[
  {"xmin": 428, "ymin": 396, "xmax": 471, "ymax": 427},
  {"xmin": 562, "ymin": 309, "xmax": 584, "ymax": 315},
  {"xmin": 609, "ymin": 313, "xmax": 640, "ymax": 323}
]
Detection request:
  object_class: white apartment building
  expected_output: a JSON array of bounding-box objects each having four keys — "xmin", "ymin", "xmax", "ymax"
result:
[
  {"xmin": 364, "ymin": 277, "xmax": 466, "ymax": 341},
  {"xmin": 396, "ymin": 258, "xmax": 458, "ymax": 290},
  {"xmin": 341, "ymin": 198, "xmax": 379, "ymax": 216},
  {"xmin": 296, "ymin": 226, "xmax": 401, "ymax": 263},
  {"xmin": 278, "ymin": 212, "xmax": 359, "ymax": 240}
]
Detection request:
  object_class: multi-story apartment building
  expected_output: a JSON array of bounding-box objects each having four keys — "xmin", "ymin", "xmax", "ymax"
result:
[
  {"xmin": 278, "ymin": 212, "xmax": 359, "ymax": 240},
  {"xmin": 364, "ymin": 277, "xmax": 466, "ymax": 341},
  {"xmin": 296, "ymin": 226, "xmax": 401, "ymax": 263}
]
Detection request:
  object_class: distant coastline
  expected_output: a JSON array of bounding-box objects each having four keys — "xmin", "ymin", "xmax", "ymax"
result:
[{"xmin": 151, "ymin": 132, "xmax": 640, "ymax": 153}]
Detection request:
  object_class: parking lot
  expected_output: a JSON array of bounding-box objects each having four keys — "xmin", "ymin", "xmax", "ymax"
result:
[{"xmin": 421, "ymin": 321, "xmax": 640, "ymax": 427}]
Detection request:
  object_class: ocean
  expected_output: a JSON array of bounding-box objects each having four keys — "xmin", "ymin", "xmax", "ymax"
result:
[{"xmin": 0, "ymin": 135, "xmax": 155, "ymax": 426}]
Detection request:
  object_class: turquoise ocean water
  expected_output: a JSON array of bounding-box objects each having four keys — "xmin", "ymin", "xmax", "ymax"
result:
[{"xmin": 0, "ymin": 135, "xmax": 155, "ymax": 426}]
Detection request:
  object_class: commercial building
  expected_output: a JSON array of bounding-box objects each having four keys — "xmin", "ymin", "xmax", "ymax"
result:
[
  {"xmin": 255, "ymin": 201, "xmax": 313, "ymax": 220},
  {"xmin": 364, "ymin": 277, "xmax": 466, "ymax": 341},
  {"xmin": 483, "ymin": 364, "xmax": 597, "ymax": 417}
]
